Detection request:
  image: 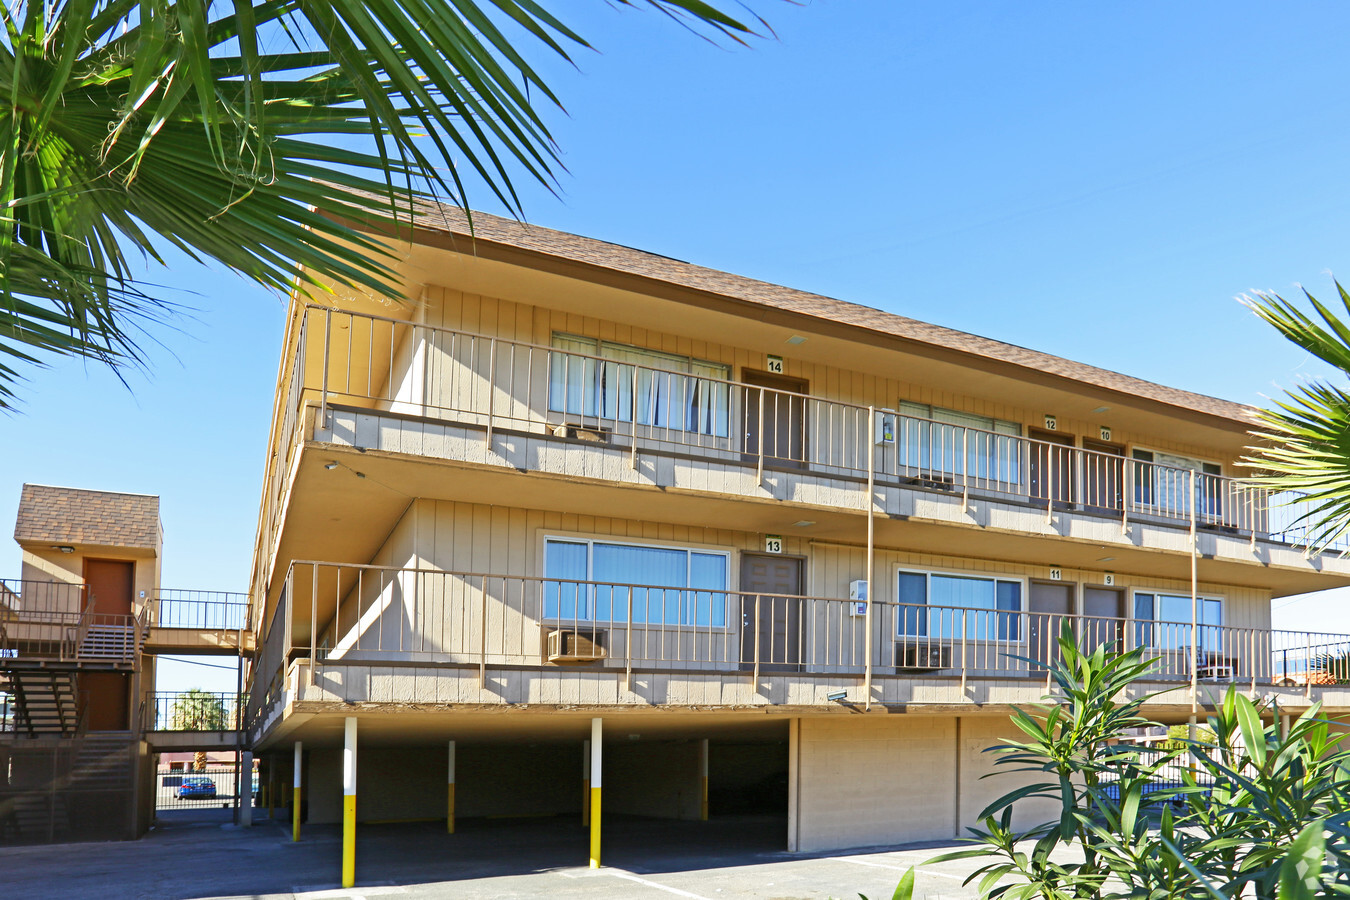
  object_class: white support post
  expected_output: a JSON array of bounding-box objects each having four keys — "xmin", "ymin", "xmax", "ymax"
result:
[
  {"xmin": 589, "ymin": 719, "xmax": 602, "ymax": 868},
  {"xmin": 342, "ymin": 718, "xmax": 357, "ymax": 888},
  {"xmin": 292, "ymin": 741, "xmax": 302, "ymax": 842}
]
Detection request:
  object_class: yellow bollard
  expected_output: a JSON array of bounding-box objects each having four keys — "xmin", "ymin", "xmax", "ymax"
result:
[
  {"xmin": 342, "ymin": 717, "xmax": 357, "ymax": 888},
  {"xmin": 292, "ymin": 741, "xmax": 303, "ymax": 842},
  {"xmin": 589, "ymin": 718, "xmax": 602, "ymax": 868}
]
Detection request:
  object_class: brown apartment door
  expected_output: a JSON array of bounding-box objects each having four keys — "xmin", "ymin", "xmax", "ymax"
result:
[
  {"xmin": 83, "ymin": 558, "xmax": 133, "ymax": 617},
  {"xmin": 81, "ymin": 559, "xmax": 135, "ymax": 730},
  {"xmin": 742, "ymin": 371, "xmax": 808, "ymax": 468},
  {"xmin": 1082, "ymin": 439, "xmax": 1125, "ymax": 514},
  {"xmin": 1084, "ymin": 587, "xmax": 1126, "ymax": 652},
  {"xmin": 1027, "ymin": 582, "xmax": 1074, "ymax": 669},
  {"xmin": 740, "ymin": 553, "xmax": 803, "ymax": 671},
  {"xmin": 1028, "ymin": 429, "xmax": 1075, "ymax": 508}
]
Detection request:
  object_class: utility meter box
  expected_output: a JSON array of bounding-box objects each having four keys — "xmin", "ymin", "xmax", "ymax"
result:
[
  {"xmin": 849, "ymin": 580, "xmax": 868, "ymax": 616},
  {"xmin": 875, "ymin": 410, "xmax": 897, "ymax": 445}
]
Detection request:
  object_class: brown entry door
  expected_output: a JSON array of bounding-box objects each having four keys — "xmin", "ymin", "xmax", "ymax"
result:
[
  {"xmin": 742, "ymin": 371, "xmax": 808, "ymax": 468},
  {"xmin": 1083, "ymin": 588, "xmax": 1125, "ymax": 652},
  {"xmin": 83, "ymin": 558, "xmax": 134, "ymax": 616},
  {"xmin": 1027, "ymin": 582, "xmax": 1073, "ymax": 669},
  {"xmin": 1082, "ymin": 440, "xmax": 1125, "ymax": 514},
  {"xmin": 1028, "ymin": 428, "xmax": 1075, "ymax": 508},
  {"xmin": 740, "ymin": 553, "xmax": 803, "ymax": 671}
]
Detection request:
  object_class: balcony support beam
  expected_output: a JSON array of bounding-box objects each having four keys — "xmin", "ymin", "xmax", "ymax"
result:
[
  {"xmin": 292, "ymin": 741, "xmax": 302, "ymax": 842},
  {"xmin": 342, "ymin": 717, "xmax": 357, "ymax": 888},
  {"xmin": 864, "ymin": 406, "xmax": 876, "ymax": 710},
  {"xmin": 447, "ymin": 740, "xmax": 456, "ymax": 834}
]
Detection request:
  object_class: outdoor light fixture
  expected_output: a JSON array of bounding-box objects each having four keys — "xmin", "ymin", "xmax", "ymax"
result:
[
  {"xmin": 52, "ymin": 545, "xmax": 74, "ymax": 554},
  {"xmin": 1091, "ymin": 406, "xmax": 1110, "ymax": 415},
  {"xmin": 792, "ymin": 520, "xmax": 815, "ymax": 528},
  {"xmin": 826, "ymin": 690, "xmax": 848, "ymax": 702},
  {"xmin": 355, "ymin": 472, "xmax": 366, "ymax": 479},
  {"xmin": 324, "ymin": 461, "xmax": 338, "ymax": 470},
  {"xmin": 785, "ymin": 335, "xmax": 807, "ymax": 345}
]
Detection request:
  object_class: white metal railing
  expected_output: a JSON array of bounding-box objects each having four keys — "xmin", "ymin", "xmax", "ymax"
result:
[
  {"xmin": 151, "ymin": 590, "xmax": 250, "ymax": 631},
  {"xmin": 251, "ymin": 305, "xmax": 1343, "ymax": 583},
  {"xmin": 267, "ymin": 561, "xmax": 1340, "ymax": 694}
]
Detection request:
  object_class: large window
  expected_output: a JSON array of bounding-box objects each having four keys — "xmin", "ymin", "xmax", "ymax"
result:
[
  {"xmin": 898, "ymin": 402, "xmax": 1022, "ymax": 483},
  {"xmin": 543, "ymin": 538, "xmax": 729, "ymax": 626},
  {"xmin": 1133, "ymin": 592, "xmax": 1222, "ymax": 651},
  {"xmin": 897, "ymin": 570, "xmax": 1022, "ymax": 640},
  {"xmin": 1132, "ymin": 449, "xmax": 1223, "ymax": 515},
  {"xmin": 548, "ymin": 335, "xmax": 730, "ymax": 437}
]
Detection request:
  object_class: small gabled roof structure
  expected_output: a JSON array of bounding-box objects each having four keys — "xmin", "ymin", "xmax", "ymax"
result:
[{"xmin": 14, "ymin": 484, "xmax": 161, "ymax": 552}]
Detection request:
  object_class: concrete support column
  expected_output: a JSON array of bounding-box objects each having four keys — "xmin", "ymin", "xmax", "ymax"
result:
[
  {"xmin": 699, "ymin": 739, "xmax": 710, "ymax": 821},
  {"xmin": 292, "ymin": 742, "xmax": 303, "ymax": 842},
  {"xmin": 447, "ymin": 741, "xmax": 456, "ymax": 834},
  {"xmin": 582, "ymin": 738, "xmax": 591, "ymax": 826},
  {"xmin": 589, "ymin": 718, "xmax": 602, "ymax": 869},
  {"xmin": 1281, "ymin": 714, "xmax": 1291, "ymax": 739},
  {"xmin": 240, "ymin": 752, "xmax": 253, "ymax": 827},
  {"xmin": 266, "ymin": 757, "xmax": 275, "ymax": 820},
  {"xmin": 342, "ymin": 717, "xmax": 358, "ymax": 888}
]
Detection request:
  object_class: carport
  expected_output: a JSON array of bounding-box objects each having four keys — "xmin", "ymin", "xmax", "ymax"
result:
[{"xmin": 254, "ymin": 711, "xmax": 793, "ymax": 885}]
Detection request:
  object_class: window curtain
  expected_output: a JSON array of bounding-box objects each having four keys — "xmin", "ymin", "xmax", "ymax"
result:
[
  {"xmin": 898, "ymin": 402, "xmax": 1020, "ymax": 482},
  {"xmin": 548, "ymin": 335, "xmax": 729, "ymax": 436}
]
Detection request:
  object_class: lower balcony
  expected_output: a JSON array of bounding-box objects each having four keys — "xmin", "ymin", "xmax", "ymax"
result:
[{"xmin": 246, "ymin": 562, "xmax": 1350, "ymax": 743}]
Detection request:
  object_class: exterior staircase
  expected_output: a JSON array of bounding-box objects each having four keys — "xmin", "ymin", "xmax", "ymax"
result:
[{"xmin": 1, "ymin": 671, "xmax": 80, "ymax": 737}]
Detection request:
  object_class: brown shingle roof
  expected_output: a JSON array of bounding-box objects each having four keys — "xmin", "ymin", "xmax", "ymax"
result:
[
  {"xmin": 400, "ymin": 201, "xmax": 1257, "ymax": 427},
  {"xmin": 14, "ymin": 484, "xmax": 160, "ymax": 550}
]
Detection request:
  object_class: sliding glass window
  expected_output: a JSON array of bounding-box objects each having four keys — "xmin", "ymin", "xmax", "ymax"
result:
[
  {"xmin": 548, "ymin": 334, "xmax": 730, "ymax": 436},
  {"xmin": 898, "ymin": 402, "xmax": 1021, "ymax": 483},
  {"xmin": 543, "ymin": 538, "xmax": 729, "ymax": 626},
  {"xmin": 897, "ymin": 570, "xmax": 1022, "ymax": 640},
  {"xmin": 1133, "ymin": 592, "xmax": 1222, "ymax": 652}
]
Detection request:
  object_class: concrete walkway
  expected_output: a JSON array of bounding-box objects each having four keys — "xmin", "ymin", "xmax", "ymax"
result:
[{"xmin": 0, "ymin": 812, "xmax": 991, "ymax": 899}]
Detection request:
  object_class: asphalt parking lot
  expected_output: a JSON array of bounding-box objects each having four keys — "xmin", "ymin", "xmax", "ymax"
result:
[{"xmin": 0, "ymin": 810, "xmax": 1002, "ymax": 899}]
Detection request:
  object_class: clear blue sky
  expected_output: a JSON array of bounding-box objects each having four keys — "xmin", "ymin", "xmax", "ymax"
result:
[{"xmin": 5, "ymin": 1, "xmax": 1350, "ymax": 689}]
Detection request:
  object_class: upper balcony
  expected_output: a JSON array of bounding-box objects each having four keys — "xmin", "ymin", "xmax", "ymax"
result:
[
  {"xmin": 255, "ymin": 305, "xmax": 1350, "ymax": 599},
  {"xmin": 0, "ymin": 579, "xmax": 143, "ymax": 669}
]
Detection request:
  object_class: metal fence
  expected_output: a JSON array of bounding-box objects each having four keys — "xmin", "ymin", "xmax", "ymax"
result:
[{"xmin": 155, "ymin": 761, "xmax": 245, "ymax": 812}]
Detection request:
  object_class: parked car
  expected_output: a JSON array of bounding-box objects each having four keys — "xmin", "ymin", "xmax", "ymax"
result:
[{"xmin": 175, "ymin": 776, "xmax": 217, "ymax": 799}]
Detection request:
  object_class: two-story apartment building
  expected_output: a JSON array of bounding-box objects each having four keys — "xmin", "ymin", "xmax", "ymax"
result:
[{"xmin": 244, "ymin": 201, "xmax": 1350, "ymax": 878}]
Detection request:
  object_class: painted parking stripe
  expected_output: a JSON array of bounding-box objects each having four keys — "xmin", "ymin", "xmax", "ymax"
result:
[
  {"xmin": 828, "ymin": 855, "xmax": 965, "ymax": 881},
  {"xmin": 605, "ymin": 869, "xmax": 715, "ymax": 899}
]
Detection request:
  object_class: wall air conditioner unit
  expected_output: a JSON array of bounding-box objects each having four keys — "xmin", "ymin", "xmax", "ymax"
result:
[
  {"xmin": 896, "ymin": 643, "xmax": 951, "ymax": 671},
  {"xmin": 547, "ymin": 629, "xmax": 606, "ymax": 665}
]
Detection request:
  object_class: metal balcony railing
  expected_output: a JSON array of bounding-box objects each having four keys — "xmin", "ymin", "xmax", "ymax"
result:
[
  {"xmin": 142, "ymin": 692, "xmax": 245, "ymax": 732},
  {"xmin": 250, "ymin": 305, "xmax": 1339, "ymax": 598},
  {"xmin": 246, "ymin": 562, "xmax": 1350, "ymax": 707},
  {"xmin": 0, "ymin": 581, "xmax": 146, "ymax": 665},
  {"xmin": 150, "ymin": 590, "xmax": 250, "ymax": 631}
]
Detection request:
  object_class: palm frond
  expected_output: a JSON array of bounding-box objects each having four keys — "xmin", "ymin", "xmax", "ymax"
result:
[
  {"xmin": 0, "ymin": 0, "xmax": 767, "ymax": 408},
  {"xmin": 1241, "ymin": 285, "xmax": 1350, "ymax": 553}
]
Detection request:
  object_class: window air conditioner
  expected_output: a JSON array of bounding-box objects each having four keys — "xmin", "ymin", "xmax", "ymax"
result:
[
  {"xmin": 547, "ymin": 629, "xmax": 606, "ymax": 664},
  {"xmin": 896, "ymin": 643, "xmax": 951, "ymax": 670}
]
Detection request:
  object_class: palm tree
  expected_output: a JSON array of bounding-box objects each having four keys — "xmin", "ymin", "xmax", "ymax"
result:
[
  {"xmin": 1241, "ymin": 283, "xmax": 1350, "ymax": 552},
  {"xmin": 0, "ymin": 1, "xmax": 762, "ymax": 408}
]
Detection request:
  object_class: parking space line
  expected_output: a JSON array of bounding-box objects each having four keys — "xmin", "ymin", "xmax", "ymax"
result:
[
  {"xmin": 605, "ymin": 869, "xmax": 715, "ymax": 899},
  {"xmin": 828, "ymin": 855, "xmax": 965, "ymax": 881}
]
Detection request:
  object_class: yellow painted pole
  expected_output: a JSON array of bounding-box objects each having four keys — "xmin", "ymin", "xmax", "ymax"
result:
[
  {"xmin": 292, "ymin": 741, "xmax": 302, "ymax": 842},
  {"xmin": 582, "ymin": 738, "xmax": 591, "ymax": 826},
  {"xmin": 589, "ymin": 718, "xmax": 602, "ymax": 869},
  {"xmin": 342, "ymin": 717, "xmax": 357, "ymax": 888},
  {"xmin": 447, "ymin": 740, "xmax": 456, "ymax": 834},
  {"xmin": 700, "ymin": 738, "xmax": 709, "ymax": 821}
]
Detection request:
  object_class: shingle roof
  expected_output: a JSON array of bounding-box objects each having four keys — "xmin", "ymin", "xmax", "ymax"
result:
[
  {"xmin": 14, "ymin": 484, "xmax": 160, "ymax": 550},
  {"xmin": 400, "ymin": 200, "xmax": 1258, "ymax": 427}
]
